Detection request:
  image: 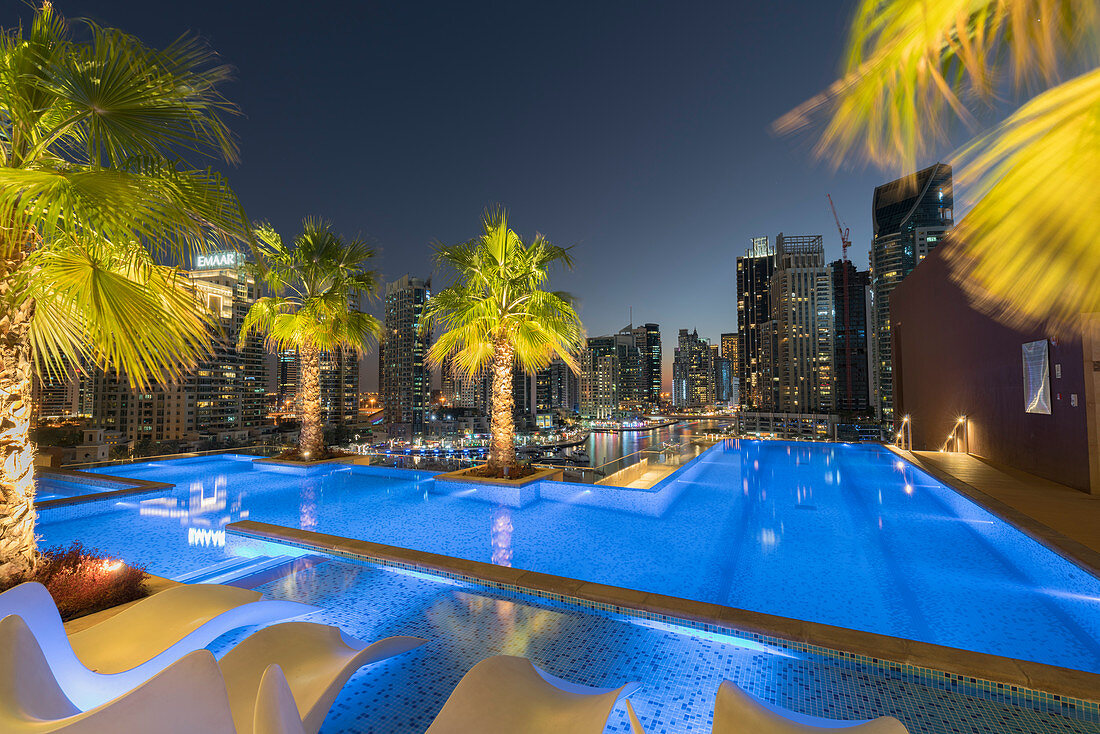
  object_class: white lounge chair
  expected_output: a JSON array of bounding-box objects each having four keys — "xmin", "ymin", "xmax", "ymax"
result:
[
  {"xmin": 218, "ymin": 621, "xmax": 427, "ymax": 734},
  {"xmin": 426, "ymin": 655, "xmax": 639, "ymax": 734},
  {"xmin": 626, "ymin": 680, "xmax": 909, "ymax": 734},
  {"xmin": 0, "ymin": 613, "xmax": 254, "ymax": 733},
  {"xmin": 0, "ymin": 581, "xmax": 316, "ymax": 710},
  {"xmin": 0, "ymin": 614, "xmax": 426, "ymax": 734}
]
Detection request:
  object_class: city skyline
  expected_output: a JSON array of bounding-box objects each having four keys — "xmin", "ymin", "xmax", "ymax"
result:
[{"xmin": 10, "ymin": 1, "xmax": 974, "ymax": 393}]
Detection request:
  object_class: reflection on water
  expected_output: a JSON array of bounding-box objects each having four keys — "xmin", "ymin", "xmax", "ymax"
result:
[
  {"xmin": 490, "ymin": 506, "xmax": 514, "ymax": 567},
  {"xmin": 427, "ymin": 591, "xmax": 559, "ymax": 658},
  {"xmin": 584, "ymin": 419, "xmax": 724, "ymax": 467},
  {"xmin": 300, "ymin": 481, "xmax": 319, "ymax": 532},
  {"xmin": 139, "ymin": 473, "xmax": 245, "ymax": 547}
]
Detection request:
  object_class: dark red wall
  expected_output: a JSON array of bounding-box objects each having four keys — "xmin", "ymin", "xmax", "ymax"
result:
[{"xmin": 891, "ymin": 249, "xmax": 1093, "ymax": 492}]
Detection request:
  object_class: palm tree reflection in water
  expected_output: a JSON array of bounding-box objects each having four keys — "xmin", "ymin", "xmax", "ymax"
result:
[
  {"xmin": 490, "ymin": 506, "xmax": 513, "ymax": 567},
  {"xmin": 299, "ymin": 480, "xmax": 319, "ymax": 532}
]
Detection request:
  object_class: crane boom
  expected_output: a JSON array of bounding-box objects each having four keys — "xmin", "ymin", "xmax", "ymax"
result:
[
  {"xmin": 827, "ymin": 193, "xmax": 850, "ymax": 261},
  {"xmin": 827, "ymin": 194, "xmax": 854, "ymax": 411}
]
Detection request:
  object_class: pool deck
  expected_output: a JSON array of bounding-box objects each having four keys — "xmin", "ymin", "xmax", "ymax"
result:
[{"xmin": 889, "ymin": 448, "xmax": 1100, "ymax": 578}]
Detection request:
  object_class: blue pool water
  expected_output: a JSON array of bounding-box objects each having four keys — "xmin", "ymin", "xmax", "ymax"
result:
[
  {"xmin": 37, "ymin": 441, "xmax": 1100, "ymax": 674},
  {"xmin": 34, "ymin": 476, "xmax": 116, "ymax": 502}
]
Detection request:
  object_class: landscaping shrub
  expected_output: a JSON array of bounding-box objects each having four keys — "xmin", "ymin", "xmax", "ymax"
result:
[{"xmin": 0, "ymin": 543, "xmax": 148, "ymax": 621}]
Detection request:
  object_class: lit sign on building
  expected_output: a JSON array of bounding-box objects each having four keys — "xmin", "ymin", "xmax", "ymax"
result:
[{"xmin": 194, "ymin": 251, "xmax": 241, "ymax": 269}]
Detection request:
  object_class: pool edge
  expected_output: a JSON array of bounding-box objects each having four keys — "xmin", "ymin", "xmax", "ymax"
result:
[
  {"xmin": 225, "ymin": 518, "xmax": 1100, "ymax": 709},
  {"xmin": 886, "ymin": 445, "xmax": 1100, "ymax": 580},
  {"xmin": 35, "ymin": 468, "xmax": 175, "ymax": 510}
]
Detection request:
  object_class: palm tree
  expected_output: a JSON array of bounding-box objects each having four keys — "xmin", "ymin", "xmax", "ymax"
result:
[
  {"xmin": 424, "ymin": 207, "xmax": 584, "ymax": 474},
  {"xmin": 240, "ymin": 220, "xmax": 382, "ymax": 460},
  {"xmin": 775, "ymin": 0, "xmax": 1100, "ymax": 330},
  {"xmin": 0, "ymin": 4, "xmax": 249, "ymax": 580}
]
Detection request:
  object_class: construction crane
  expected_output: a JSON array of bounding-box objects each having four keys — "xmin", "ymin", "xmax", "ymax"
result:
[{"xmin": 827, "ymin": 194, "xmax": 854, "ymax": 411}]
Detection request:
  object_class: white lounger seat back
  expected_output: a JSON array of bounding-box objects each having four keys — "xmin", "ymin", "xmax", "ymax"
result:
[
  {"xmin": 713, "ymin": 680, "xmax": 909, "ymax": 733},
  {"xmin": 0, "ymin": 614, "xmax": 412, "ymax": 734},
  {"xmin": 218, "ymin": 621, "xmax": 427, "ymax": 734},
  {"xmin": 0, "ymin": 614, "xmax": 238, "ymax": 734},
  {"xmin": 426, "ymin": 655, "xmax": 639, "ymax": 734},
  {"xmin": 0, "ymin": 581, "xmax": 315, "ymax": 710}
]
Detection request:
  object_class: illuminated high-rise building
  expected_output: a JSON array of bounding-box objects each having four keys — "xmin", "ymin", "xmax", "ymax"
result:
[
  {"xmin": 720, "ymin": 332, "xmax": 738, "ymax": 407},
  {"xmin": 870, "ymin": 163, "xmax": 953, "ymax": 420},
  {"xmin": 92, "ymin": 250, "xmax": 267, "ymax": 443},
  {"xmin": 770, "ymin": 234, "xmax": 833, "ymax": 413},
  {"xmin": 536, "ymin": 357, "xmax": 579, "ymax": 413},
  {"xmin": 830, "ymin": 259, "xmax": 872, "ymax": 414},
  {"xmin": 379, "ymin": 275, "xmax": 431, "ymax": 436},
  {"xmin": 625, "ymin": 323, "xmax": 661, "ymax": 409},
  {"xmin": 671, "ymin": 329, "xmax": 714, "ymax": 408},
  {"xmin": 711, "ymin": 344, "xmax": 732, "ymax": 405},
  {"xmin": 579, "ymin": 345, "xmax": 619, "ymax": 419},
  {"xmin": 736, "ymin": 237, "xmax": 776, "ymax": 411},
  {"xmin": 31, "ymin": 357, "xmax": 81, "ymax": 422}
]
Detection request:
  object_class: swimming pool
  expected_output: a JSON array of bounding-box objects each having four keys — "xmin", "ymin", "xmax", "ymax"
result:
[
  {"xmin": 36, "ymin": 441, "xmax": 1100, "ymax": 674},
  {"xmin": 35, "ymin": 474, "xmax": 124, "ymax": 502}
]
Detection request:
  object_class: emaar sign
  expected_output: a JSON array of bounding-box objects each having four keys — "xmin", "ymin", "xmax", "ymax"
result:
[{"xmin": 195, "ymin": 251, "xmax": 240, "ymax": 269}]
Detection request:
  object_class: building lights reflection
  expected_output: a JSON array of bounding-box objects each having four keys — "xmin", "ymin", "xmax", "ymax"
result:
[
  {"xmin": 137, "ymin": 473, "xmax": 246, "ymax": 547},
  {"xmin": 187, "ymin": 528, "xmax": 225, "ymax": 547}
]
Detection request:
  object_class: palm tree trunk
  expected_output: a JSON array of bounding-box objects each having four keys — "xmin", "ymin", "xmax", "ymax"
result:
[
  {"xmin": 0, "ymin": 248, "xmax": 37, "ymax": 582},
  {"xmin": 488, "ymin": 338, "xmax": 516, "ymax": 473},
  {"xmin": 298, "ymin": 343, "xmax": 324, "ymax": 459}
]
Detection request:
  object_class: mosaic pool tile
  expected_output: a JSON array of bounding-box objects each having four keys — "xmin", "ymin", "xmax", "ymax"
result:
[{"xmin": 206, "ymin": 557, "xmax": 1100, "ymax": 734}]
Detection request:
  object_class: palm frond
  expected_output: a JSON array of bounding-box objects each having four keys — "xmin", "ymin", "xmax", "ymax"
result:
[
  {"xmin": 19, "ymin": 237, "xmax": 214, "ymax": 388},
  {"xmin": 775, "ymin": 0, "xmax": 1100, "ymax": 171},
  {"xmin": 0, "ymin": 164, "xmax": 248, "ymax": 263},
  {"xmin": 946, "ymin": 66, "xmax": 1100, "ymax": 328}
]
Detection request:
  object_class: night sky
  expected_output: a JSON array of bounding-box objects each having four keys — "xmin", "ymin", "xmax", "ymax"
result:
[{"xmin": 14, "ymin": 1, "xmax": 953, "ymax": 390}]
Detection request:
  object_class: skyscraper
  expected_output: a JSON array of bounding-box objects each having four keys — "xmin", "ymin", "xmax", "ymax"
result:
[
  {"xmin": 31, "ymin": 357, "xmax": 81, "ymax": 422},
  {"xmin": 830, "ymin": 259, "xmax": 872, "ymax": 414},
  {"xmin": 579, "ymin": 334, "xmax": 627, "ymax": 418},
  {"xmin": 579, "ymin": 345, "xmax": 619, "ymax": 419},
  {"xmin": 536, "ymin": 357, "xmax": 579, "ymax": 413},
  {"xmin": 720, "ymin": 332, "xmax": 738, "ymax": 407},
  {"xmin": 770, "ymin": 234, "xmax": 833, "ymax": 413},
  {"xmin": 91, "ymin": 250, "xmax": 266, "ymax": 444},
  {"xmin": 711, "ymin": 344, "xmax": 732, "ymax": 405},
  {"xmin": 317, "ymin": 349, "xmax": 359, "ymax": 424},
  {"xmin": 626, "ymin": 323, "xmax": 661, "ymax": 409},
  {"xmin": 379, "ymin": 275, "xmax": 431, "ymax": 436},
  {"xmin": 736, "ymin": 237, "xmax": 776, "ymax": 411},
  {"xmin": 871, "ymin": 162, "xmax": 953, "ymax": 421},
  {"xmin": 671, "ymin": 329, "xmax": 715, "ymax": 408},
  {"xmin": 190, "ymin": 258, "xmax": 268, "ymax": 436}
]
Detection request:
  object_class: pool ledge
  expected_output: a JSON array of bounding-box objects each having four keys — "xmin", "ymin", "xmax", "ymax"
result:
[
  {"xmin": 225, "ymin": 519, "xmax": 1100, "ymax": 705},
  {"xmin": 35, "ymin": 468, "xmax": 174, "ymax": 510},
  {"xmin": 887, "ymin": 446, "xmax": 1100, "ymax": 579}
]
